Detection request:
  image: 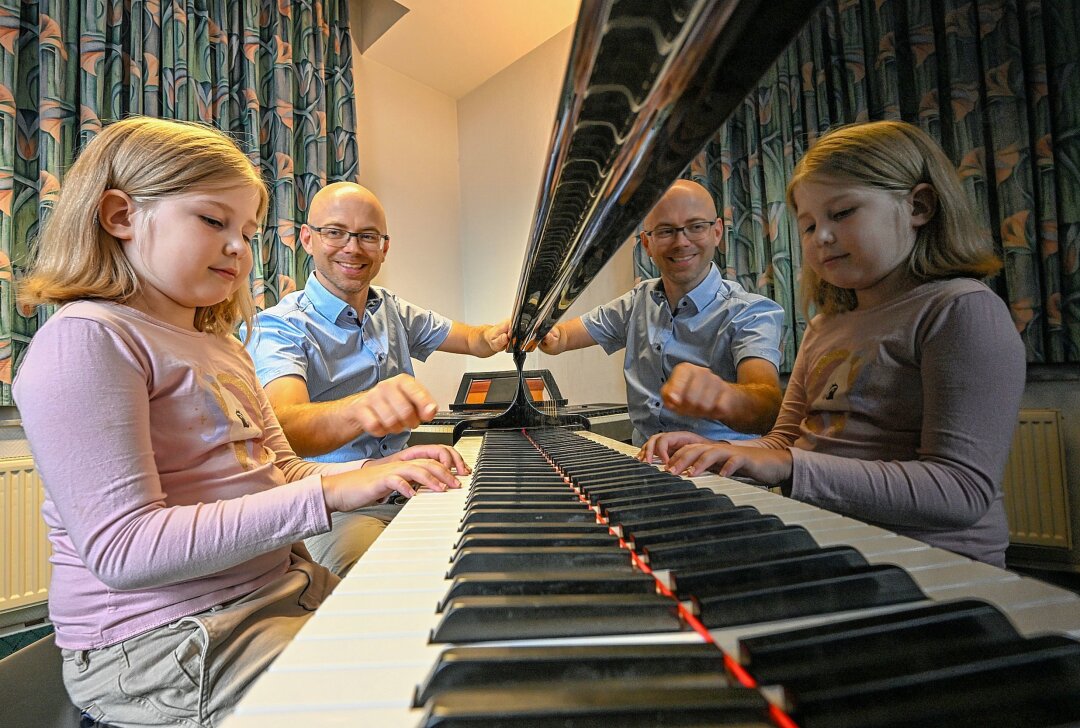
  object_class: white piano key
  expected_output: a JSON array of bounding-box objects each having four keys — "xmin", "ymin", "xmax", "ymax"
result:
[
  {"xmin": 1006, "ymin": 598, "xmax": 1080, "ymax": 639},
  {"xmin": 282, "ymin": 634, "xmax": 446, "ymax": 664},
  {"xmin": 926, "ymin": 574, "xmax": 1080, "ymax": 609},
  {"xmin": 899, "ymin": 560, "xmax": 1019, "ymax": 591},
  {"xmin": 318, "ymin": 590, "xmax": 450, "ymax": 614},
  {"xmin": 301, "ymin": 611, "xmax": 436, "ymax": 640},
  {"xmin": 234, "ymin": 665, "xmax": 428, "ymax": 710},
  {"xmin": 331, "ymin": 571, "xmax": 455, "ymax": 596},
  {"xmin": 227, "ymin": 708, "xmax": 417, "ymax": 727}
]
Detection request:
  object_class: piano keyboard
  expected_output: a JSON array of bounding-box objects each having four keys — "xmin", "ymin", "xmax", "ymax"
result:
[{"xmin": 226, "ymin": 430, "xmax": 1080, "ymax": 727}]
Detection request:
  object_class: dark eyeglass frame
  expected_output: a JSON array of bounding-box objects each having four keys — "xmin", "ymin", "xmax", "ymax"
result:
[
  {"xmin": 309, "ymin": 225, "xmax": 389, "ymax": 248},
  {"xmin": 643, "ymin": 220, "xmax": 715, "ymax": 242}
]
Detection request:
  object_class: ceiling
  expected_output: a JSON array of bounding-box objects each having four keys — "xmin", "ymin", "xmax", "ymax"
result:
[{"xmin": 354, "ymin": 0, "xmax": 581, "ymax": 99}]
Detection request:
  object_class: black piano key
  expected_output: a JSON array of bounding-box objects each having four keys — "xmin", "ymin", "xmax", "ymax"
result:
[
  {"xmin": 466, "ymin": 493, "xmax": 579, "ymax": 503},
  {"xmin": 642, "ymin": 527, "xmax": 818, "ymax": 570},
  {"xmin": 413, "ymin": 642, "xmax": 729, "ymax": 706},
  {"xmin": 438, "ymin": 570, "xmax": 657, "ymax": 606},
  {"xmin": 693, "ymin": 565, "xmax": 925, "ymax": 629},
  {"xmin": 465, "ymin": 501, "xmax": 585, "ymax": 512},
  {"xmin": 627, "ymin": 514, "xmax": 786, "ymax": 549},
  {"xmin": 778, "ymin": 632, "xmax": 1073, "ymax": 696},
  {"xmin": 460, "ymin": 508, "xmax": 597, "ymax": 524},
  {"xmin": 429, "ymin": 593, "xmax": 686, "ymax": 643},
  {"xmin": 561, "ymin": 458, "xmax": 651, "ymax": 472},
  {"xmin": 468, "ymin": 488, "xmax": 573, "ymax": 497},
  {"xmin": 565, "ymin": 465, "xmax": 669, "ymax": 481},
  {"xmin": 459, "ymin": 521, "xmax": 611, "ymax": 537},
  {"xmin": 792, "ymin": 636, "xmax": 1080, "ymax": 728},
  {"xmin": 603, "ymin": 493, "xmax": 733, "ymax": 522},
  {"xmin": 670, "ymin": 546, "xmax": 869, "ymax": 600},
  {"xmin": 447, "ymin": 546, "xmax": 633, "ymax": 576},
  {"xmin": 738, "ymin": 599, "xmax": 1021, "ymax": 679},
  {"xmin": 453, "ymin": 531, "xmax": 619, "ymax": 551},
  {"xmin": 419, "ymin": 682, "xmax": 771, "ymax": 727},
  {"xmin": 573, "ymin": 472, "xmax": 683, "ymax": 491},
  {"xmin": 615, "ymin": 505, "xmax": 762, "ymax": 538},
  {"xmin": 584, "ymin": 481, "xmax": 698, "ymax": 506},
  {"xmin": 472, "ymin": 468, "xmax": 558, "ymax": 475},
  {"xmin": 473, "ymin": 466, "xmax": 560, "ymax": 475},
  {"xmin": 470, "ymin": 478, "xmax": 568, "ymax": 487}
]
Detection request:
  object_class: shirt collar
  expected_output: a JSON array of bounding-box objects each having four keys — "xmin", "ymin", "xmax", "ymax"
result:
[
  {"xmin": 304, "ymin": 272, "xmax": 384, "ymax": 324},
  {"xmin": 648, "ymin": 263, "xmax": 726, "ymax": 315}
]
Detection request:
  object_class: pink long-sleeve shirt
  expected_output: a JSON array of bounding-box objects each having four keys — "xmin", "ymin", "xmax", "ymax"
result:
[
  {"xmin": 754, "ymin": 278, "xmax": 1024, "ymax": 566},
  {"xmin": 13, "ymin": 301, "xmax": 358, "ymax": 649}
]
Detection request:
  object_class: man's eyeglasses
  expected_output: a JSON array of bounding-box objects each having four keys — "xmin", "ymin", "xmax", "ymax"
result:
[
  {"xmin": 643, "ymin": 220, "xmax": 714, "ymax": 242},
  {"xmin": 309, "ymin": 225, "xmax": 388, "ymax": 249}
]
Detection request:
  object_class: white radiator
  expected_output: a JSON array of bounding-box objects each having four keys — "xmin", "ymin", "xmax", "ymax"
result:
[
  {"xmin": 1002, "ymin": 409, "xmax": 1073, "ymax": 549},
  {"xmin": 0, "ymin": 458, "xmax": 50, "ymax": 614}
]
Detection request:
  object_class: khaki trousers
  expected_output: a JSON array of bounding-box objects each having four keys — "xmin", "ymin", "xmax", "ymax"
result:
[
  {"xmin": 61, "ymin": 553, "xmax": 338, "ymax": 728},
  {"xmin": 303, "ymin": 501, "xmax": 401, "ymax": 577}
]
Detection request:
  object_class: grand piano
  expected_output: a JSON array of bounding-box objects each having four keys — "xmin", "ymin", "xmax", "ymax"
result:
[{"xmin": 225, "ymin": 1, "xmax": 1080, "ymax": 725}]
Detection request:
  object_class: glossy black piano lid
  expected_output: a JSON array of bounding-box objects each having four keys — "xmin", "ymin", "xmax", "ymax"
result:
[{"xmin": 509, "ymin": 0, "xmax": 825, "ymax": 352}]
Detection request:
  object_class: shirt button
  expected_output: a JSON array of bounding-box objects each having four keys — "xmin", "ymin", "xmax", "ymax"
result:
[{"xmin": 654, "ymin": 345, "xmax": 661, "ymax": 352}]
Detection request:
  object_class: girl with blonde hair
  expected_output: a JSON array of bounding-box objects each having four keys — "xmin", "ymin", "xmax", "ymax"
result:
[
  {"xmin": 640, "ymin": 120, "xmax": 1024, "ymax": 567},
  {"xmin": 14, "ymin": 116, "xmax": 463, "ymax": 726}
]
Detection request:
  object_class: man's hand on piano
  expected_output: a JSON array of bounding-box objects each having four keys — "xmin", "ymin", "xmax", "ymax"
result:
[
  {"xmin": 660, "ymin": 363, "xmax": 731, "ymax": 418},
  {"xmin": 636, "ymin": 430, "xmax": 711, "ymax": 464},
  {"xmin": 382, "ymin": 444, "xmax": 472, "ymax": 476},
  {"xmin": 538, "ymin": 324, "xmax": 566, "ymax": 354},
  {"xmin": 321, "ymin": 458, "xmax": 460, "ymax": 513},
  {"xmin": 482, "ymin": 319, "xmax": 511, "ymax": 354},
  {"xmin": 351, "ymin": 374, "xmax": 439, "ymax": 437},
  {"xmin": 664, "ymin": 441, "xmax": 793, "ymax": 486}
]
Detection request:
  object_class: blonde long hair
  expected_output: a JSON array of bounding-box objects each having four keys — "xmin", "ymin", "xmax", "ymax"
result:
[
  {"xmin": 787, "ymin": 120, "xmax": 1000, "ymax": 317},
  {"xmin": 18, "ymin": 116, "xmax": 268, "ymax": 335}
]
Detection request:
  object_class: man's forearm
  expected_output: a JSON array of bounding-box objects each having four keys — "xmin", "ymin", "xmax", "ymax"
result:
[
  {"xmin": 467, "ymin": 324, "xmax": 493, "ymax": 357},
  {"xmin": 275, "ymin": 396, "xmax": 364, "ymax": 457},
  {"xmin": 715, "ymin": 383, "xmax": 782, "ymax": 435}
]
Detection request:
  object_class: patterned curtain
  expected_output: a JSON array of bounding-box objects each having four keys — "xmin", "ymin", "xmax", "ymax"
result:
[
  {"xmin": 635, "ymin": 0, "xmax": 1080, "ymax": 371},
  {"xmin": 0, "ymin": 0, "xmax": 359, "ymax": 405}
]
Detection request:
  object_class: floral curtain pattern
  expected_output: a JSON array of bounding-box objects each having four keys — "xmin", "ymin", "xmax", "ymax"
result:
[
  {"xmin": 0, "ymin": 0, "xmax": 359, "ymax": 405},
  {"xmin": 636, "ymin": 0, "xmax": 1080, "ymax": 371}
]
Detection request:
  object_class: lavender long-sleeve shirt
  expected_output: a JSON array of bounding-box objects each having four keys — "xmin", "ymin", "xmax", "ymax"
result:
[
  {"xmin": 754, "ymin": 278, "xmax": 1024, "ymax": 566},
  {"xmin": 13, "ymin": 301, "xmax": 359, "ymax": 649}
]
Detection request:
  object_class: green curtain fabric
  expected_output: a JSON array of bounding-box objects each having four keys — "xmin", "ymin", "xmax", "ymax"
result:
[
  {"xmin": 0, "ymin": 0, "xmax": 359, "ymax": 404},
  {"xmin": 635, "ymin": 0, "xmax": 1080, "ymax": 371}
]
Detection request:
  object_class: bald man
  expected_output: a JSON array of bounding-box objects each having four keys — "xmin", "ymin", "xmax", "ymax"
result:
[
  {"xmin": 244, "ymin": 182, "xmax": 507, "ymax": 575},
  {"xmin": 541, "ymin": 179, "xmax": 784, "ymax": 445}
]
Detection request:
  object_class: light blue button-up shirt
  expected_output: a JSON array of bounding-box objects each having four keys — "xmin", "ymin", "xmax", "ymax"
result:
[
  {"xmin": 581, "ymin": 264, "xmax": 784, "ymax": 446},
  {"xmin": 243, "ymin": 273, "xmax": 452, "ymax": 462}
]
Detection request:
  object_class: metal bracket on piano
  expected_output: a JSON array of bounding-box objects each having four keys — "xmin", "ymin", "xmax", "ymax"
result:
[{"xmin": 451, "ymin": 351, "xmax": 590, "ymax": 443}]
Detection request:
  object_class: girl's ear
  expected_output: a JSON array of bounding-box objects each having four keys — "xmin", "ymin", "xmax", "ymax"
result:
[
  {"xmin": 98, "ymin": 189, "xmax": 138, "ymax": 241},
  {"xmin": 909, "ymin": 183, "xmax": 938, "ymax": 229}
]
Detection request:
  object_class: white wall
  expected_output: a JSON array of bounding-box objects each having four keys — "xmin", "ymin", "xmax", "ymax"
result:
[
  {"xmin": 456, "ymin": 27, "xmax": 632, "ymax": 405},
  {"xmin": 353, "ymin": 54, "xmax": 467, "ymax": 405},
  {"xmin": 353, "ymin": 26, "xmax": 632, "ymax": 408}
]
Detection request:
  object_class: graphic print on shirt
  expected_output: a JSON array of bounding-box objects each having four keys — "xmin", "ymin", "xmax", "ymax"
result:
[
  {"xmin": 803, "ymin": 348, "xmax": 866, "ymax": 439},
  {"xmin": 204, "ymin": 371, "xmax": 270, "ymax": 470}
]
